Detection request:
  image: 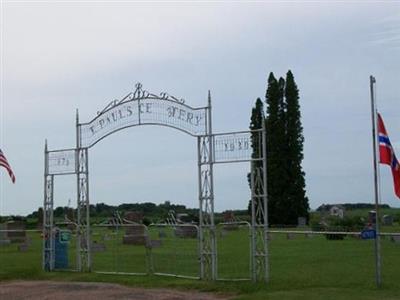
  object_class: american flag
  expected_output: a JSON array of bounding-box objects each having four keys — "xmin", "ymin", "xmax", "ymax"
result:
[{"xmin": 0, "ymin": 149, "xmax": 15, "ymax": 183}]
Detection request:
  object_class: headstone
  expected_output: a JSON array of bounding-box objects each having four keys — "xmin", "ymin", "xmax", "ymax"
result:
[
  {"xmin": 223, "ymin": 223, "xmax": 239, "ymax": 231},
  {"xmin": 158, "ymin": 230, "xmax": 167, "ymax": 239},
  {"xmin": 382, "ymin": 215, "xmax": 393, "ymax": 226},
  {"xmin": 0, "ymin": 224, "xmax": 8, "ymax": 241},
  {"xmin": 305, "ymin": 233, "xmax": 314, "ymax": 239},
  {"xmin": 123, "ymin": 225, "xmax": 147, "ymax": 245},
  {"xmin": 391, "ymin": 235, "xmax": 400, "ymax": 244},
  {"xmin": 66, "ymin": 208, "xmax": 76, "ymax": 231},
  {"xmin": 287, "ymin": 233, "xmax": 295, "ymax": 240},
  {"xmin": 219, "ymin": 229, "xmax": 228, "ymax": 238},
  {"xmin": 222, "ymin": 211, "xmax": 239, "ymax": 231},
  {"xmin": 125, "ymin": 225, "xmax": 145, "ymax": 236},
  {"xmin": 297, "ymin": 217, "xmax": 307, "ymax": 227},
  {"xmin": 124, "ymin": 211, "xmax": 143, "ymax": 223},
  {"xmin": 91, "ymin": 241, "xmax": 106, "ymax": 252},
  {"xmin": 223, "ymin": 211, "xmax": 235, "ymax": 222},
  {"xmin": 123, "ymin": 235, "xmax": 147, "ymax": 245},
  {"xmin": 18, "ymin": 243, "xmax": 30, "ymax": 252},
  {"xmin": 102, "ymin": 233, "xmax": 112, "ymax": 241},
  {"xmin": 24, "ymin": 236, "xmax": 32, "ymax": 245},
  {"xmin": 2, "ymin": 221, "xmax": 26, "ymax": 243},
  {"xmin": 0, "ymin": 240, "xmax": 11, "ymax": 246},
  {"xmin": 37, "ymin": 208, "xmax": 44, "ymax": 229},
  {"xmin": 174, "ymin": 226, "xmax": 197, "ymax": 238},
  {"xmin": 146, "ymin": 239, "xmax": 162, "ymax": 249},
  {"xmin": 368, "ymin": 211, "xmax": 376, "ymax": 226}
]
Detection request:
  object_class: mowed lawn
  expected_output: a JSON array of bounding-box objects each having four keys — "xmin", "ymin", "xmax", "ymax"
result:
[{"xmin": 1, "ymin": 226, "xmax": 400, "ymax": 300}]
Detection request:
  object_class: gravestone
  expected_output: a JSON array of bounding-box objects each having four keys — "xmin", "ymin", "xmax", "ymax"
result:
[
  {"xmin": 223, "ymin": 211, "xmax": 235, "ymax": 222},
  {"xmin": 158, "ymin": 229, "xmax": 167, "ymax": 239},
  {"xmin": 222, "ymin": 211, "xmax": 238, "ymax": 231},
  {"xmin": 123, "ymin": 225, "xmax": 147, "ymax": 245},
  {"xmin": 102, "ymin": 233, "xmax": 112, "ymax": 241},
  {"xmin": 91, "ymin": 241, "xmax": 106, "ymax": 252},
  {"xmin": 0, "ymin": 240, "xmax": 11, "ymax": 246},
  {"xmin": 391, "ymin": 235, "xmax": 400, "ymax": 244},
  {"xmin": 174, "ymin": 226, "xmax": 197, "ymax": 238},
  {"xmin": 219, "ymin": 229, "xmax": 228, "ymax": 238},
  {"xmin": 18, "ymin": 243, "xmax": 30, "ymax": 252},
  {"xmin": 123, "ymin": 235, "xmax": 147, "ymax": 245},
  {"xmin": 66, "ymin": 208, "xmax": 76, "ymax": 231},
  {"xmin": 1, "ymin": 221, "xmax": 26, "ymax": 243},
  {"xmin": 0, "ymin": 224, "xmax": 10, "ymax": 245},
  {"xmin": 382, "ymin": 215, "xmax": 393, "ymax": 226},
  {"xmin": 124, "ymin": 211, "xmax": 143, "ymax": 223},
  {"xmin": 146, "ymin": 239, "xmax": 162, "ymax": 249},
  {"xmin": 368, "ymin": 211, "xmax": 376, "ymax": 226},
  {"xmin": 286, "ymin": 233, "xmax": 295, "ymax": 240},
  {"xmin": 305, "ymin": 233, "xmax": 314, "ymax": 239},
  {"xmin": 37, "ymin": 208, "xmax": 44, "ymax": 229},
  {"xmin": 297, "ymin": 217, "xmax": 307, "ymax": 227}
]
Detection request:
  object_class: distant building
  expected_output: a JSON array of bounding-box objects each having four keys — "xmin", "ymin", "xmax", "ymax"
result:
[{"xmin": 329, "ymin": 205, "xmax": 344, "ymax": 219}]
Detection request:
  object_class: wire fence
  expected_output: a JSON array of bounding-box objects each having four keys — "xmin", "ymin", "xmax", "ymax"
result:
[
  {"xmin": 148, "ymin": 224, "xmax": 199, "ymax": 279},
  {"xmin": 91, "ymin": 224, "xmax": 148, "ymax": 275},
  {"xmin": 1, "ymin": 226, "xmax": 400, "ymax": 286},
  {"xmin": 216, "ymin": 222, "xmax": 251, "ymax": 280},
  {"xmin": 0, "ymin": 229, "xmax": 42, "ymax": 277}
]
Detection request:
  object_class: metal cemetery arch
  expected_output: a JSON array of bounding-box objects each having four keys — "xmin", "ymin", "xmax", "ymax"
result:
[{"xmin": 43, "ymin": 83, "xmax": 269, "ymax": 282}]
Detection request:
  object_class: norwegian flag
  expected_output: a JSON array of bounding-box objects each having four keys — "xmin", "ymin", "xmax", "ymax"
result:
[
  {"xmin": 378, "ymin": 113, "xmax": 400, "ymax": 198},
  {"xmin": 0, "ymin": 149, "xmax": 15, "ymax": 183}
]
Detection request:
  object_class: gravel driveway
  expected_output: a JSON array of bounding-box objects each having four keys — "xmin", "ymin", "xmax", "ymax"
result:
[{"xmin": 0, "ymin": 281, "xmax": 230, "ymax": 300}]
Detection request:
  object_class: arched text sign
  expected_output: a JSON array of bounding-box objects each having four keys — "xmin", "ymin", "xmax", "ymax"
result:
[{"xmin": 78, "ymin": 83, "xmax": 208, "ymax": 148}]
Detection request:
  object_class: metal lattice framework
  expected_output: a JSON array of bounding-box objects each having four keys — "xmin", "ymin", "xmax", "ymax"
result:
[
  {"xmin": 197, "ymin": 93, "xmax": 216, "ymax": 279},
  {"xmin": 43, "ymin": 83, "xmax": 269, "ymax": 282},
  {"xmin": 76, "ymin": 147, "xmax": 90, "ymax": 271}
]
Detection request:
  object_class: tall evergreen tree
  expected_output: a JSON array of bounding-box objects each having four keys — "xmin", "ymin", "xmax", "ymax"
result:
[
  {"xmin": 265, "ymin": 73, "xmax": 288, "ymax": 224},
  {"xmin": 249, "ymin": 71, "xmax": 308, "ymax": 225},
  {"xmin": 247, "ymin": 98, "xmax": 264, "ymax": 214},
  {"xmin": 272, "ymin": 76, "xmax": 292, "ymax": 224},
  {"xmin": 284, "ymin": 70, "xmax": 309, "ymax": 223},
  {"xmin": 250, "ymin": 98, "xmax": 264, "ymax": 157}
]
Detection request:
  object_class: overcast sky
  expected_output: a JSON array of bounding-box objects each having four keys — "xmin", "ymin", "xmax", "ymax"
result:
[{"xmin": 1, "ymin": 1, "xmax": 400, "ymax": 216}]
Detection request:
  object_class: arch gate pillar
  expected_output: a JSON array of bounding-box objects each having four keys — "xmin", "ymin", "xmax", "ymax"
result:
[
  {"xmin": 76, "ymin": 111, "xmax": 91, "ymax": 271},
  {"xmin": 43, "ymin": 140, "xmax": 55, "ymax": 271},
  {"xmin": 197, "ymin": 91, "xmax": 217, "ymax": 280}
]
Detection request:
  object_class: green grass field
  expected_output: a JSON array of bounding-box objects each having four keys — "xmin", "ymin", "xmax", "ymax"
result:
[{"xmin": 1, "ymin": 225, "xmax": 400, "ymax": 300}]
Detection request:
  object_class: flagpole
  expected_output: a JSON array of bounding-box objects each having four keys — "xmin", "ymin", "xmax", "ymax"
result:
[{"xmin": 370, "ymin": 75, "xmax": 382, "ymax": 287}]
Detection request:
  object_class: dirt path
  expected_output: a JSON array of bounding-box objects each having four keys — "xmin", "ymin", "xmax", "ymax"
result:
[{"xmin": 0, "ymin": 281, "xmax": 230, "ymax": 300}]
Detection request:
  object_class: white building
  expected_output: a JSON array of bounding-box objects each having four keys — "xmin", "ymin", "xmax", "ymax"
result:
[{"xmin": 329, "ymin": 206, "xmax": 344, "ymax": 219}]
